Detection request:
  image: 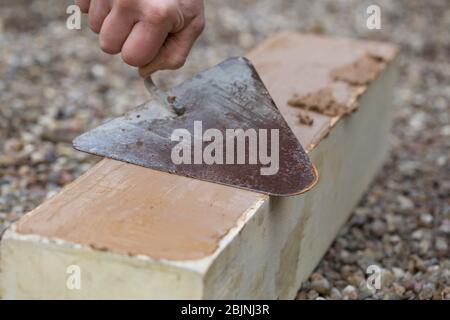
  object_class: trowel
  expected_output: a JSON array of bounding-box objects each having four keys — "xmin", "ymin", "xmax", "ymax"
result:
[{"xmin": 73, "ymin": 57, "xmax": 318, "ymax": 196}]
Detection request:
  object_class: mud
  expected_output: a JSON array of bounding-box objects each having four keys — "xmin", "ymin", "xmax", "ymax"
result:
[
  {"xmin": 288, "ymin": 87, "xmax": 349, "ymax": 117},
  {"xmin": 297, "ymin": 112, "xmax": 314, "ymax": 126},
  {"xmin": 330, "ymin": 52, "xmax": 387, "ymax": 86}
]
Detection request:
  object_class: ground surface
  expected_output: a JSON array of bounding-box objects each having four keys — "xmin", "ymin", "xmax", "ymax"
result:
[{"xmin": 0, "ymin": 0, "xmax": 448, "ymax": 299}]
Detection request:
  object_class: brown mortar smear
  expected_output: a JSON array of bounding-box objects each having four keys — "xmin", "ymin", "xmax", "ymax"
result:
[
  {"xmin": 288, "ymin": 87, "xmax": 349, "ymax": 117},
  {"xmin": 330, "ymin": 52, "xmax": 387, "ymax": 85},
  {"xmin": 288, "ymin": 52, "xmax": 388, "ymax": 119},
  {"xmin": 297, "ymin": 112, "xmax": 314, "ymax": 126}
]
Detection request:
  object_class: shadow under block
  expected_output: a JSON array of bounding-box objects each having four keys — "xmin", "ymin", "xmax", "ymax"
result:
[{"xmin": 0, "ymin": 33, "xmax": 398, "ymax": 299}]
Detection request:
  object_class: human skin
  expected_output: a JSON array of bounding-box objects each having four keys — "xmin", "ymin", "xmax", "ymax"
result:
[{"xmin": 75, "ymin": 0, "xmax": 205, "ymax": 77}]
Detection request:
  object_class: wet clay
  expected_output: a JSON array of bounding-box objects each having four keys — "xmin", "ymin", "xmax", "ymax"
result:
[
  {"xmin": 247, "ymin": 33, "xmax": 398, "ymax": 150},
  {"xmin": 330, "ymin": 52, "xmax": 387, "ymax": 86},
  {"xmin": 297, "ymin": 112, "xmax": 314, "ymax": 126},
  {"xmin": 287, "ymin": 52, "xmax": 389, "ymax": 118},
  {"xmin": 288, "ymin": 87, "xmax": 348, "ymax": 117}
]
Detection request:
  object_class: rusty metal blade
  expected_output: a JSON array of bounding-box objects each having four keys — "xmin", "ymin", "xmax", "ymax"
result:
[{"xmin": 73, "ymin": 57, "xmax": 318, "ymax": 196}]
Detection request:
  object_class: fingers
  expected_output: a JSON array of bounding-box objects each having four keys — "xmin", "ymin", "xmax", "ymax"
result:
[
  {"xmin": 121, "ymin": 21, "xmax": 171, "ymax": 67},
  {"xmin": 99, "ymin": 6, "xmax": 136, "ymax": 55},
  {"xmin": 88, "ymin": 0, "xmax": 112, "ymax": 34},
  {"xmin": 75, "ymin": 0, "xmax": 90, "ymax": 13},
  {"xmin": 79, "ymin": 0, "xmax": 205, "ymax": 75},
  {"xmin": 139, "ymin": 17, "xmax": 205, "ymax": 77}
]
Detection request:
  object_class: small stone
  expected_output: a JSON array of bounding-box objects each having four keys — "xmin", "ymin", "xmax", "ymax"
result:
[
  {"xmin": 441, "ymin": 287, "xmax": 450, "ymax": 300},
  {"xmin": 329, "ymin": 288, "xmax": 342, "ymax": 300},
  {"xmin": 4, "ymin": 138, "xmax": 23, "ymax": 152},
  {"xmin": 386, "ymin": 213, "xmax": 399, "ymax": 232},
  {"xmin": 392, "ymin": 283, "xmax": 406, "ymax": 295},
  {"xmin": 307, "ymin": 289, "xmax": 319, "ymax": 300},
  {"xmin": 342, "ymin": 285, "xmax": 358, "ymax": 300},
  {"xmin": 439, "ymin": 220, "xmax": 450, "ymax": 234},
  {"xmin": 296, "ymin": 291, "xmax": 307, "ymax": 300},
  {"xmin": 409, "ymin": 112, "xmax": 427, "ymax": 130},
  {"xmin": 90, "ymin": 64, "xmax": 106, "ymax": 79},
  {"xmin": 358, "ymin": 282, "xmax": 375, "ymax": 299},
  {"xmin": 435, "ymin": 237, "xmax": 448, "ymax": 252},
  {"xmin": 397, "ymin": 195, "xmax": 414, "ymax": 210},
  {"xmin": 419, "ymin": 283, "xmax": 435, "ymax": 300},
  {"xmin": 419, "ymin": 213, "xmax": 433, "ymax": 226},
  {"xmin": 392, "ymin": 267, "xmax": 405, "ymax": 280},
  {"xmin": 436, "ymin": 156, "xmax": 447, "ymax": 167},
  {"xmin": 297, "ymin": 112, "xmax": 314, "ymax": 126},
  {"xmin": 419, "ymin": 239, "xmax": 431, "ymax": 254},
  {"xmin": 346, "ymin": 274, "xmax": 365, "ymax": 287},
  {"xmin": 0, "ymin": 155, "xmax": 16, "ymax": 166},
  {"xmin": 398, "ymin": 161, "xmax": 420, "ymax": 176},
  {"xmin": 381, "ymin": 270, "xmax": 395, "ymax": 287},
  {"xmin": 389, "ymin": 235, "xmax": 401, "ymax": 243},
  {"xmin": 440, "ymin": 125, "xmax": 450, "ymax": 136},
  {"xmin": 31, "ymin": 150, "xmax": 45, "ymax": 164},
  {"xmin": 310, "ymin": 278, "xmax": 331, "ymax": 295},
  {"xmin": 413, "ymin": 282, "xmax": 423, "ymax": 294},
  {"xmin": 339, "ymin": 250, "xmax": 355, "ymax": 264},
  {"xmin": 412, "ymin": 229, "xmax": 424, "ymax": 240},
  {"xmin": 427, "ymin": 265, "xmax": 440, "ymax": 274},
  {"xmin": 371, "ymin": 220, "xmax": 387, "ymax": 237},
  {"xmin": 238, "ymin": 32, "xmax": 254, "ymax": 48}
]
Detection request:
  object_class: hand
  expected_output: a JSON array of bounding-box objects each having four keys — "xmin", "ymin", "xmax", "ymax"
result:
[{"xmin": 75, "ymin": 0, "xmax": 205, "ymax": 77}]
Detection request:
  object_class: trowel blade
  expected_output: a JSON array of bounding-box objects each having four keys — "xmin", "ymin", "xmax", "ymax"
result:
[{"xmin": 73, "ymin": 57, "xmax": 318, "ymax": 196}]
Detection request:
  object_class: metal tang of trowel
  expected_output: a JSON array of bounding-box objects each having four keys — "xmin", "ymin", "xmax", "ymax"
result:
[{"xmin": 73, "ymin": 57, "xmax": 318, "ymax": 196}]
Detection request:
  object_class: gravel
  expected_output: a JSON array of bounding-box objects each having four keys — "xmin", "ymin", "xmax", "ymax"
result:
[{"xmin": 0, "ymin": 0, "xmax": 449, "ymax": 299}]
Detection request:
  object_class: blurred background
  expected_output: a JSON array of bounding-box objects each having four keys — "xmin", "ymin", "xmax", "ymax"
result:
[{"xmin": 0, "ymin": 0, "xmax": 448, "ymax": 299}]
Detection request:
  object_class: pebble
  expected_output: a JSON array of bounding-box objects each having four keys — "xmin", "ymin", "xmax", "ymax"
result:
[
  {"xmin": 397, "ymin": 195, "xmax": 414, "ymax": 210},
  {"xmin": 342, "ymin": 285, "xmax": 358, "ymax": 300},
  {"xmin": 329, "ymin": 288, "xmax": 342, "ymax": 300},
  {"xmin": 412, "ymin": 229, "xmax": 424, "ymax": 240},
  {"xmin": 310, "ymin": 278, "xmax": 331, "ymax": 295},
  {"xmin": 418, "ymin": 283, "xmax": 435, "ymax": 300},
  {"xmin": 392, "ymin": 268, "xmax": 405, "ymax": 280},
  {"xmin": 307, "ymin": 290, "xmax": 319, "ymax": 300},
  {"xmin": 435, "ymin": 237, "xmax": 448, "ymax": 252},
  {"xmin": 90, "ymin": 64, "xmax": 106, "ymax": 79},
  {"xmin": 419, "ymin": 213, "xmax": 433, "ymax": 226},
  {"xmin": 439, "ymin": 220, "xmax": 450, "ymax": 234},
  {"xmin": 392, "ymin": 283, "xmax": 406, "ymax": 296},
  {"xmin": 381, "ymin": 270, "xmax": 395, "ymax": 287}
]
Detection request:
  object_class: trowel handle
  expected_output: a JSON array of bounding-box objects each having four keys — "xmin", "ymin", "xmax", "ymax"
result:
[
  {"xmin": 143, "ymin": 76, "xmax": 185, "ymax": 116},
  {"xmin": 139, "ymin": 62, "xmax": 158, "ymax": 78},
  {"xmin": 144, "ymin": 75, "xmax": 165, "ymax": 100},
  {"xmin": 144, "ymin": 77, "xmax": 165, "ymax": 102}
]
